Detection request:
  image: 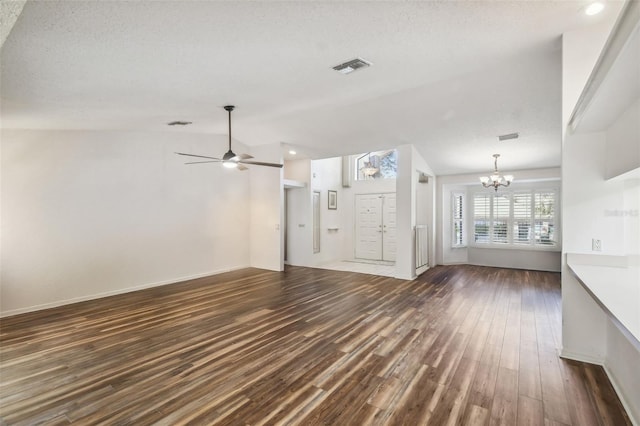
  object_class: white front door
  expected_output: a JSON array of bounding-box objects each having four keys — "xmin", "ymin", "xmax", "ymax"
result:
[
  {"xmin": 382, "ymin": 193, "xmax": 397, "ymax": 261},
  {"xmin": 355, "ymin": 194, "xmax": 383, "ymax": 260},
  {"xmin": 355, "ymin": 193, "xmax": 396, "ymax": 261}
]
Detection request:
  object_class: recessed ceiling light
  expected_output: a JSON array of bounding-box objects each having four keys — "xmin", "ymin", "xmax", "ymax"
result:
[
  {"xmin": 289, "ymin": 150, "xmax": 297, "ymax": 155},
  {"xmin": 585, "ymin": 2, "xmax": 605, "ymax": 15}
]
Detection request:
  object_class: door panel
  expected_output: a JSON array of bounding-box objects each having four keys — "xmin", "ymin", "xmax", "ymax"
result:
[
  {"xmin": 355, "ymin": 194, "xmax": 383, "ymax": 260},
  {"xmin": 382, "ymin": 193, "xmax": 397, "ymax": 261}
]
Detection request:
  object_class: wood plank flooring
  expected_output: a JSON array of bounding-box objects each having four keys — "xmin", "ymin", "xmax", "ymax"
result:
[{"xmin": 0, "ymin": 265, "xmax": 631, "ymax": 425}]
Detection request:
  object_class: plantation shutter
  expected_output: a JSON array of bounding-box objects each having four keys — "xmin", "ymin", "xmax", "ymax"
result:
[
  {"xmin": 492, "ymin": 194, "xmax": 510, "ymax": 244},
  {"xmin": 474, "ymin": 194, "xmax": 490, "ymax": 243},
  {"xmin": 452, "ymin": 193, "xmax": 464, "ymax": 246},
  {"xmin": 513, "ymin": 193, "xmax": 532, "ymax": 244}
]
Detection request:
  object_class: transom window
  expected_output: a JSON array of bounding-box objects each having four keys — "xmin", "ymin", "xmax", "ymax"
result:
[{"xmin": 355, "ymin": 150, "xmax": 397, "ymax": 181}]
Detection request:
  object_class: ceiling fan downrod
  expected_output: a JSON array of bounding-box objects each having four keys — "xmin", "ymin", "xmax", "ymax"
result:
[{"xmin": 223, "ymin": 105, "xmax": 236, "ymax": 162}]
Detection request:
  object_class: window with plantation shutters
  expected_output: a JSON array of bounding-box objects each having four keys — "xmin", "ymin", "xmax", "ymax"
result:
[
  {"xmin": 474, "ymin": 194, "xmax": 491, "ymax": 243},
  {"xmin": 492, "ymin": 194, "xmax": 510, "ymax": 244},
  {"xmin": 535, "ymin": 192, "xmax": 556, "ymax": 245},
  {"xmin": 471, "ymin": 189, "xmax": 558, "ymax": 248},
  {"xmin": 452, "ymin": 193, "xmax": 464, "ymax": 247},
  {"xmin": 513, "ymin": 193, "xmax": 532, "ymax": 244}
]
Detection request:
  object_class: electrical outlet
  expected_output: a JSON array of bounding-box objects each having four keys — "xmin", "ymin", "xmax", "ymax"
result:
[{"xmin": 592, "ymin": 239, "xmax": 602, "ymax": 251}]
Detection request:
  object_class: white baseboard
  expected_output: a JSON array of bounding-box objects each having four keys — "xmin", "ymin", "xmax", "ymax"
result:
[
  {"xmin": 559, "ymin": 348, "xmax": 605, "ymax": 365},
  {"xmin": 0, "ymin": 265, "xmax": 250, "ymax": 318},
  {"xmin": 603, "ymin": 364, "xmax": 640, "ymax": 426},
  {"xmin": 415, "ymin": 265, "xmax": 430, "ymax": 276},
  {"xmin": 561, "ymin": 349, "xmax": 639, "ymax": 425}
]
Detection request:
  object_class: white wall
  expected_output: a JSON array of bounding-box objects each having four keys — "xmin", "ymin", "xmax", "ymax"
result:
[
  {"xmin": 1, "ymin": 129, "xmax": 251, "ymax": 315},
  {"xmin": 606, "ymin": 98, "xmax": 640, "ymax": 179},
  {"xmin": 436, "ymin": 168, "xmax": 562, "ymax": 271},
  {"xmin": 561, "ymin": 1, "xmax": 626, "ymax": 129},
  {"xmin": 563, "ymin": 132, "xmax": 627, "ymax": 255},
  {"xmin": 310, "ymin": 157, "xmax": 345, "ymax": 264},
  {"xmin": 395, "ymin": 145, "xmax": 436, "ymax": 280},
  {"xmin": 284, "ymin": 159, "xmax": 311, "ymax": 266},
  {"xmin": 467, "ymin": 248, "xmax": 561, "ymax": 272},
  {"xmin": 561, "ymin": 6, "xmax": 640, "ymax": 422},
  {"xmin": 285, "ymin": 157, "xmax": 346, "ymax": 267},
  {"xmin": 284, "ymin": 158, "xmax": 310, "ymax": 182},
  {"xmin": 249, "ymin": 144, "xmax": 284, "ymax": 271},
  {"xmin": 285, "ymin": 147, "xmax": 437, "ymax": 280}
]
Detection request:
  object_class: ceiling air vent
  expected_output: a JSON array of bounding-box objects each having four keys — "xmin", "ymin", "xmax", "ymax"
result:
[
  {"xmin": 332, "ymin": 57, "xmax": 372, "ymax": 75},
  {"xmin": 498, "ymin": 132, "xmax": 519, "ymax": 141}
]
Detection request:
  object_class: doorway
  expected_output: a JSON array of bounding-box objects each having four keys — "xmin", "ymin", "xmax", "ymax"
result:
[{"xmin": 355, "ymin": 193, "xmax": 396, "ymax": 261}]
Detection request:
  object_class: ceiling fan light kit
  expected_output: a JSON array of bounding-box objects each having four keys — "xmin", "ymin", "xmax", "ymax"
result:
[
  {"xmin": 479, "ymin": 154, "xmax": 514, "ymax": 191},
  {"xmin": 175, "ymin": 105, "xmax": 283, "ymax": 170}
]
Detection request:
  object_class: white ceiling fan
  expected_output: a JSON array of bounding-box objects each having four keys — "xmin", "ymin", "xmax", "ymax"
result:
[{"xmin": 176, "ymin": 105, "xmax": 283, "ymax": 170}]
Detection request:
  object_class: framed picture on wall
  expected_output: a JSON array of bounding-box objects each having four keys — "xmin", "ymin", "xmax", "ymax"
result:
[{"xmin": 328, "ymin": 190, "xmax": 337, "ymax": 210}]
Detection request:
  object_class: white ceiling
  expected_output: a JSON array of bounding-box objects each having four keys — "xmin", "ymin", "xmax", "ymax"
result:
[{"xmin": 0, "ymin": 1, "xmax": 621, "ymax": 175}]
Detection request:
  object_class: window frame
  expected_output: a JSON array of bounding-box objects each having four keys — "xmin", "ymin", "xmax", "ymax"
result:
[
  {"xmin": 353, "ymin": 150, "xmax": 398, "ymax": 181},
  {"xmin": 468, "ymin": 187, "xmax": 560, "ymax": 251},
  {"xmin": 451, "ymin": 192, "xmax": 465, "ymax": 248}
]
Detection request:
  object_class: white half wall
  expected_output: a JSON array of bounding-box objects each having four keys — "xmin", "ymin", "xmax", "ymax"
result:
[
  {"xmin": 1, "ymin": 129, "xmax": 251, "ymax": 316},
  {"xmin": 467, "ymin": 248, "xmax": 561, "ymax": 272}
]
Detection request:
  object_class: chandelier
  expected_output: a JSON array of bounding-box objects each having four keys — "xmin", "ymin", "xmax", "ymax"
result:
[{"xmin": 479, "ymin": 154, "xmax": 514, "ymax": 191}]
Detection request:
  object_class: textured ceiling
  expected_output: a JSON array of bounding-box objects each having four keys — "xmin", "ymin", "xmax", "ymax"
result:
[{"xmin": 0, "ymin": 1, "xmax": 622, "ymax": 174}]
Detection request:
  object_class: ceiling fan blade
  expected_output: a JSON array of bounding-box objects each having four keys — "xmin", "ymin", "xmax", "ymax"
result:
[
  {"xmin": 238, "ymin": 160, "xmax": 283, "ymax": 168},
  {"xmin": 236, "ymin": 153, "xmax": 254, "ymax": 160},
  {"xmin": 175, "ymin": 152, "xmax": 222, "ymax": 161},
  {"xmin": 237, "ymin": 164, "xmax": 249, "ymax": 171},
  {"xmin": 184, "ymin": 160, "xmax": 221, "ymax": 165}
]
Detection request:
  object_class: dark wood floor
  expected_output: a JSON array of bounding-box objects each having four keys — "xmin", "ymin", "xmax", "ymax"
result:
[{"xmin": 0, "ymin": 265, "xmax": 631, "ymax": 425}]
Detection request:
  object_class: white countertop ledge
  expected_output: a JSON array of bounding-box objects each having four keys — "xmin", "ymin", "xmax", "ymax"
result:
[{"xmin": 566, "ymin": 253, "xmax": 640, "ymax": 344}]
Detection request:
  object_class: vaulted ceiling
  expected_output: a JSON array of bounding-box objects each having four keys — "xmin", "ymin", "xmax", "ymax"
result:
[{"xmin": 0, "ymin": 1, "xmax": 619, "ymax": 174}]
